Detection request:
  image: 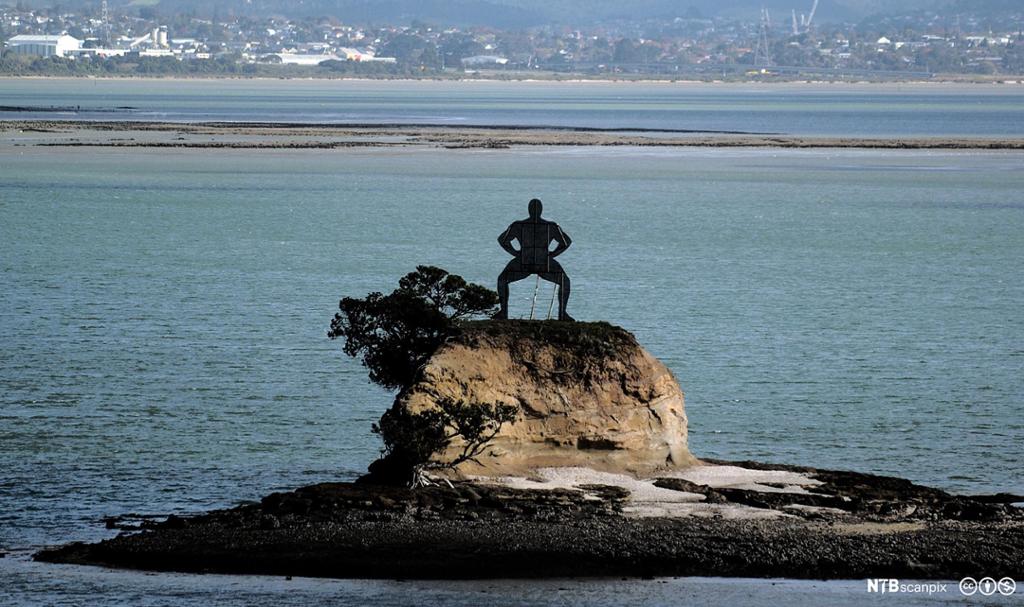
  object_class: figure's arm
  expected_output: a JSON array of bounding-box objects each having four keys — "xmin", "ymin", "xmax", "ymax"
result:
[
  {"xmin": 550, "ymin": 225, "xmax": 572, "ymax": 258},
  {"xmin": 498, "ymin": 224, "xmax": 519, "ymax": 256}
]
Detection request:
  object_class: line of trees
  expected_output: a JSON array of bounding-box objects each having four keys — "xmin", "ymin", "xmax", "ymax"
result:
[{"xmin": 0, "ymin": 52, "xmax": 417, "ymax": 77}]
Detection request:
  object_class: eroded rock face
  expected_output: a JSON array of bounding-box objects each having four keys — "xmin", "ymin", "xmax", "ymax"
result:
[{"xmin": 398, "ymin": 321, "xmax": 697, "ymax": 476}]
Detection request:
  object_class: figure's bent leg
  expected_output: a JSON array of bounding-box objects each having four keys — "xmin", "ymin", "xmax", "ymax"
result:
[
  {"xmin": 539, "ymin": 270, "xmax": 573, "ymax": 321},
  {"xmin": 496, "ymin": 267, "xmax": 529, "ymax": 319},
  {"xmin": 557, "ymin": 273, "xmax": 573, "ymax": 321},
  {"xmin": 496, "ymin": 272, "xmax": 511, "ymax": 320}
]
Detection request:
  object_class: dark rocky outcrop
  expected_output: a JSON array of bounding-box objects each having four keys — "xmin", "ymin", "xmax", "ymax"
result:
[
  {"xmin": 656, "ymin": 460, "xmax": 1024, "ymax": 523},
  {"xmin": 35, "ymin": 462, "xmax": 1024, "ymax": 580}
]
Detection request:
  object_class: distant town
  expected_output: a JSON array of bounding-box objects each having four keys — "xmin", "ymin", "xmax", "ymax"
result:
[{"xmin": 1, "ymin": 2, "xmax": 1023, "ymax": 79}]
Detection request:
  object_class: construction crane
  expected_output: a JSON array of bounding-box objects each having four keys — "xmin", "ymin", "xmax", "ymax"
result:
[
  {"xmin": 790, "ymin": 0, "xmax": 820, "ymax": 36},
  {"xmin": 128, "ymin": 32, "xmax": 152, "ymax": 48},
  {"xmin": 806, "ymin": 0, "xmax": 819, "ymax": 30}
]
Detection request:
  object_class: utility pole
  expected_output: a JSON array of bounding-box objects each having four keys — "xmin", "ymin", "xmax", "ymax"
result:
[
  {"xmin": 754, "ymin": 8, "xmax": 772, "ymax": 67},
  {"xmin": 101, "ymin": 0, "xmax": 109, "ymax": 44}
]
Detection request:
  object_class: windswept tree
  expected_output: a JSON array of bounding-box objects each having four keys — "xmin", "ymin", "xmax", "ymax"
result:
[
  {"xmin": 328, "ymin": 265, "xmax": 498, "ymax": 390},
  {"xmin": 373, "ymin": 398, "xmax": 518, "ymax": 487},
  {"xmin": 329, "ymin": 266, "xmax": 515, "ymax": 486}
]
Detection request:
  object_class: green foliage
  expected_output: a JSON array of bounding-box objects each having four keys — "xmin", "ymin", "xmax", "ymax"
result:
[
  {"xmin": 328, "ymin": 266, "xmax": 498, "ymax": 391},
  {"xmin": 439, "ymin": 32, "xmax": 485, "ymax": 66},
  {"xmin": 395, "ymin": 265, "xmax": 500, "ymax": 320},
  {"xmin": 431, "ymin": 399, "xmax": 519, "ymax": 468},
  {"xmin": 329, "ymin": 266, "xmax": 505, "ymax": 486},
  {"xmin": 380, "ymin": 33, "xmax": 441, "ymax": 68},
  {"xmin": 0, "ymin": 53, "xmax": 419, "ymax": 78},
  {"xmin": 372, "ymin": 406, "xmax": 448, "ymax": 475},
  {"xmin": 372, "ymin": 398, "xmax": 518, "ymax": 484},
  {"xmin": 317, "ymin": 58, "xmax": 403, "ymax": 75}
]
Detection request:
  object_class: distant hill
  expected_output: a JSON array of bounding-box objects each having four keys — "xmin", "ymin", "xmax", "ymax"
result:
[
  {"xmin": 498, "ymin": 0, "xmax": 945, "ymax": 23},
  {"xmin": 10, "ymin": 0, "xmax": 984, "ymax": 27}
]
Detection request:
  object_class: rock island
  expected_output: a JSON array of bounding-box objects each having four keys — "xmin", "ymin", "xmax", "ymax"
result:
[{"xmin": 37, "ymin": 320, "xmax": 1024, "ymax": 580}]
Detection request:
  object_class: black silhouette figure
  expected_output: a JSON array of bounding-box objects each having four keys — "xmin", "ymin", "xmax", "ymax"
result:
[{"xmin": 496, "ymin": 198, "xmax": 573, "ymax": 321}]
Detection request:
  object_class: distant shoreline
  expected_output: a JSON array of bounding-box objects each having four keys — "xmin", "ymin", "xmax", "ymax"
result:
[
  {"xmin": 2, "ymin": 74, "xmax": 1024, "ymax": 86},
  {"xmin": 3, "ymin": 119, "xmax": 1024, "ymax": 150}
]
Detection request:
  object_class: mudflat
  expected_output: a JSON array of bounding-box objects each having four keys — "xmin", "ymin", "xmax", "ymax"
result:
[{"xmin": 4, "ymin": 120, "xmax": 1024, "ymax": 150}]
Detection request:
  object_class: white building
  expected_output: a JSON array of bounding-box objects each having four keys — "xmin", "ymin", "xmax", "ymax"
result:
[
  {"xmin": 68, "ymin": 47, "xmax": 129, "ymax": 58},
  {"xmin": 6, "ymin": 34, "xmax": 82, "ymax": 57},
  {"xmin": 337, "ymin": 47, "xmax": 396, "ymax": 63},
  {"xmin": 462, "ymin": 55, "xmax": 509, "ymax": 67},
  {"xmin": 275, "ymin": 53, "xmax": 339, "ymax": 66}
]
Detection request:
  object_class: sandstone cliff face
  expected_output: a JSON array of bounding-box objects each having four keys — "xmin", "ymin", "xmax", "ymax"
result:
[{"xmin": 398, "ymin": 321, "xmax": 696, "ymax": 476}]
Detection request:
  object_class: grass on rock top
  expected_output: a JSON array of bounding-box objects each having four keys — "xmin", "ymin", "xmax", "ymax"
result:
[{"xmin": 451, "ymin": 320, "xmax": 641, "ymax": 377}]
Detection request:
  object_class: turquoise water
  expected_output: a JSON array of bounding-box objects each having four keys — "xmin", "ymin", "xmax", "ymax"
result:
[
  {"xmin": 3, "ymin": 78, "xmax": 1024, "ymax": 136},
  {"xmin": 2, "ymin": 129, "xmax": 1024, "ymax": 602},
  {"xmin": 4, "ymin": 557, "xmax": 1012, "ymax": 607}
]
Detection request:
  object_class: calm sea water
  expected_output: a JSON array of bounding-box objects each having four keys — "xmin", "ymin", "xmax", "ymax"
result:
[
  {"xmin": 2, "ymin": 82, "xmax": 1024, "ymax": 605},
  {"xmin": 2, "ymin": 78, "xmax": 1024, "ymax": 136}
]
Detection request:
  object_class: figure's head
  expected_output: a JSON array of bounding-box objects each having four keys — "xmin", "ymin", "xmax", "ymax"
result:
[{"xmin": 528, "ymin": 198, "xmax": 543, "ymax": 219}]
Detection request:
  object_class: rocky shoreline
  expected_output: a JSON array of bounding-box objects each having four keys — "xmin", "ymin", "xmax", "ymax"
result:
[
  {"xmin": 36, "ymin": 460, "xmax": 1024, "ymax": 580},
  {"xmin": 4, "ymin": 120, "xmax": 1024, "ymax": 150},
  {"xmin": 33, "ymin": 321, "xmax": 1024, "ymax": 580}
]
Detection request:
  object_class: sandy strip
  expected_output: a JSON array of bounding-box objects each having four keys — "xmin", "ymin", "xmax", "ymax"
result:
[
  {"xmin": 482, "ymin": 464, "xmax": 826, "ymax": 519},
  {"xmin": 664, "ymin": 464, "xmax": 823, "ymax": 494},
  {"xmin": 3, "ymin": 120, "xmax": 1024, "ymax": 150}
]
